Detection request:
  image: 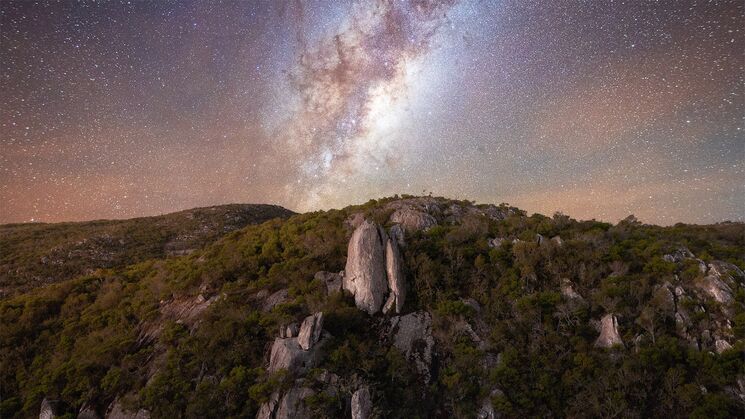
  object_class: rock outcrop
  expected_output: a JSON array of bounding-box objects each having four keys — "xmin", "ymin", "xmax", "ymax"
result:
[
  {"xmin": 39, "ymin": 398, "xmax": 63, "ymax": 419},
  {"xmin": 275, "ymin": 387, "xmax": 314, "ymax": 419},
  {"xmin": 697, "ymin": 261, "xmax": 742, "ymax": 306},
  {"xmin": 267, "ymin": 313, "xmax": 323, "ymax": 373},
  {"xmin": 382, "ymin": 238, "xmax": 406, "ymax": 314},
  {"xmin": 714, "ymin": 339, "xmax": 733, "ymax": 354},
  {"xmin": 262, "ymin": 289, "xmax": 289, "ymax": 312},
  {"xmin": 344, "ymin": 220, "xmax": 389, "ymax": 314},
  {"xmin": 389, "ymin": 224, "xmax": 405, "ymax": 247},
  {"xmin": 78, "ymin": 404, "xmax": 100, "ymax": 419},
  {"xmin": 256, "ymin": 392, "xmax": 280, "ymax": 419},
  {"xmin": 560, "ymin": 279, "xmax": 583, "ymax": 300},
  {"xmin": 298, "ymin": 312, "xmax": 323, "ymax": 350},
  {"xmin": 389, "ymin": 208, "xmax": 437, "ymax": 232},
  {"xmin": 258, "ymin": 388, "xmax": 314, "ymax": 419},
  {"xmin": 351, "ymin": 386, "xmax": 372, "ymax": 419},
  {"xmin": 594, "ymin": 314, "xmax": 623, "ymax": 348},
  {"xmin": 390, "ymin": 311, "xmax": 435, "ymax": 382},
  {"xmin": 487, "ymin": 237, "xmax": 505, "ymax": 248}
]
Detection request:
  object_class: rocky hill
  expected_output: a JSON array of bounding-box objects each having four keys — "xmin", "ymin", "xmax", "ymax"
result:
[
  {"xmin": 1, "ymin": 196, "xmax": 743, "ymax": 418},
  {"xmin": 0, "ymin": 204, "xmax": 295, "ymax": 297}
]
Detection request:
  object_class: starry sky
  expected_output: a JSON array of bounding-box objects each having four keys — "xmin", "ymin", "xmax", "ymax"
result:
[{"xmin": 1, "ymin": 0, "xmax": 743, "ymax": 225}]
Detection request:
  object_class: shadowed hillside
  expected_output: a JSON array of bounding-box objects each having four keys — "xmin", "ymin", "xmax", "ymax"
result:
[
  {"xmin": 0, "ymin": 196, "xmax": 743, "ymax": 418},
  {"xmin": 0, "ymin": 204, "xmax": 295, "ymax": 297}
]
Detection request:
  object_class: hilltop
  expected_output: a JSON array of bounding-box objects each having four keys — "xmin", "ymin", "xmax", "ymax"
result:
[
  {"xmin": 0, "ymin": 196, "xmax": 743, "ymax": 418},
  {"xmin": 0, "ymin": 204, "xmax": 295, "ymax": 297}
]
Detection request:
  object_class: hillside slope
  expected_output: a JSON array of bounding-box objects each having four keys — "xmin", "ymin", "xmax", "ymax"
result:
[
  {"xmin": 1, "ymin": 196, "xmax": 743, "ymax": 418},
  {"xmin": 0, "ymin": 204, "xmax": 295, "ymax": 296}
]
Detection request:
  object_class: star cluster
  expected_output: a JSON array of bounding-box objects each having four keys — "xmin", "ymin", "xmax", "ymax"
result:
[{"xmin": 1, "ymin": 0, "xmax": 743, "ymax": 224}]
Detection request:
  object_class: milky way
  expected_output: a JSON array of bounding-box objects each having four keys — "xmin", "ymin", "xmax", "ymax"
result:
[{"xmin": 1, "ymin": 0, "xmax": 743, "ymax": 224}]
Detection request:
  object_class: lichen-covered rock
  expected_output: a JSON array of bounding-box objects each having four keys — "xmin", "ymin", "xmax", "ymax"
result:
[
  {"xmin": 315, "ymin": 271, "xmax": 343, "ymax": 294},
  {"xmin": 389, "ymin": 208, "xmax": 437, "ymax": 232},
  {"xmin": 382, "ymin": 238, "xmax": 406, "ymax": 314},
  {"xmin": 594, "ymin": 314, "xmax": 623, "ymax": 348},
  {"xmin": 298, "ymin": 312, "xmax": 323, "ymax": 351},
  {"xmin": 275, "ymin": 387, "xmax": 314, "ymax": 419},
  {"xmin": 351, "ymin": 386, "xmax": 372, "ymax": 419},
  {"xmin": 390, "ymin": 311, "xmax": 435, "ymax": 382},
  {"xmin": 344, "ymin": 220, "xmax": 389, "ymax": 314}
]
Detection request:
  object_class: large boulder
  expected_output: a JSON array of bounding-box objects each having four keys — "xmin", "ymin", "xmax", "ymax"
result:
[
  {"xmin": 298, "ymin": 312, "xmax": 323, "ymax": 351},
  {"xmin": 268, "ymin": 337, "xmax": 320, "ymax": 374},
  {"xmin": 389, "ymin": 208, "xmax": 437, "ymax": 232},
  {"xmin": 344, "ymin": 220, "xmax": 389, "ymax": 314},
  {"xmin": 351, "ymin": 386, "xmax": 372, "ymax": 419},
  {"xmin": 268, "ymin": 312, "xmax": 326, "ymax": 373},
  {"xmin": 594, "ymin": 314, "xmax": 624, "ymax": 348},
  {"xmin": 390, "ymin": 311, "xmax": 435, "ymax": 382},
  {"xmin": 382, "ymin": 238, "xmax": 406, "ymax": 314}
]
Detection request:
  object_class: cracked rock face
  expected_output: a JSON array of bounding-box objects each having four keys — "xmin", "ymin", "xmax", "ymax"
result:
[
  {"xmin": 390, "ymin": 311, "xmax": 435, "ymax": 382},
  {"xmin": 351, "ymin": 386, "xmax": 372, "ymax": 419},
  {"xmin": 594, "ymin": 314, "xmax": 623, "ymax": 348},
  {"xmin": 298, "ymin": 312, "xmax": 323, "ymax": 351},
  {"xmin": 383, "ymin": 238, "xmax": 406, "ymax": 314},
  {"xmin": 344, "ymin": 220, "xmax": 389, "ymax": 314}
]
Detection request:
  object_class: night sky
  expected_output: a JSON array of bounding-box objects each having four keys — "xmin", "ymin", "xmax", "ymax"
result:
[{"xmin": 1, "ymin": 1, "xmax": 743, "ymax": 225}]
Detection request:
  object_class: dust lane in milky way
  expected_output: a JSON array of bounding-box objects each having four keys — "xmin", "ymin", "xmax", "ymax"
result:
[{"xmin": 1, "ymin": 0, "xmax": 743, "ymax": 224}]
